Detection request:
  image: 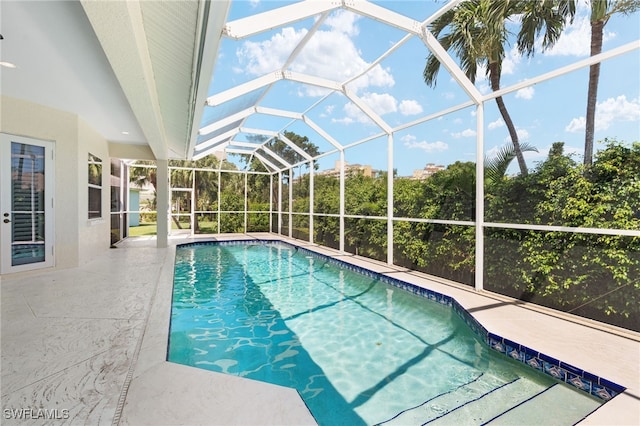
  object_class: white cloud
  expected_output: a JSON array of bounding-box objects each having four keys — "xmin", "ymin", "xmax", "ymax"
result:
[
  {"xmin": 565, "ymin": 95, "xmax": 640, "ymax": 132},
  {"xmin": 488, "ymin": 118, "xmax": 505, "ymax": 130},
  {"xmin": 501, "ymin": 47, "xmax": 522, "ymax": 75},
  {"xmin": 334, "ymin": 102, "xmax": 371, "ymax": 124},
  {"xmin": 516, "ymin": 86, "xmax": 535, "ymax": 100},
  {"xmin": 332, "ymin": 116, "xmax": 355, "ymax": 125},
  {"xmin": 503, "ymin": 128, "xmax": 530, "ymax": 143},
  {"xmin": 402, "ymin": 134, "xmax": 449, "ymax": 152},
  {"xmin": 236, "ymin": 10, "xmax": 394, "ymax": 97},
  {"xmin": 565, "ymin": 116, "xmax": 586, "ymax": 133},
  {"xmin": 339, "ymin": 102, "xmax": 369, "ymax": 124},
  {"xmin": 477, "ymin": 80, "xmax": 491, "ymax": 95},
  {"xmin": 452, "ymin": 128, "xmax": 476, "ymax": 138},
  {"xmin": 334, "ymin": 92, "xmax": 398, "ymax": 124},
  {"xmin": 236, "ymin": 27, "xmax": 306, "ymax": 75},
  {"xmin": 324, "ymin": 8, "xmax": 360, "ymax": 36},
  {"xmin": 545, "ymin": 16, "xmax": 616, "ymax": 57},
  {"xmin": 399, "ymin": 100, "xmax": 423, "ymax": 116},
  {"xmin": 596, "ymin": 95, "xmax": 640, "ymax": 129},
  {"xmin": 346, "ymin": 65, "xmax": 396, "ymax": 93},
  {"xmin": 362, "ymin": 92, "xmax": 397, "ymax": 115},
  {"xmin": 319, "ymin": 104, "xmax": 335, "ymax": 118}
]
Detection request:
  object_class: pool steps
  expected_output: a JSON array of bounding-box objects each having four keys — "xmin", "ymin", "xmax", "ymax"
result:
[
  {"xmin": 486, "ymin": 384, "xmax": 603, "ymax": 425},
  {"xmin": 382, "ymin": 373, "xmax": 601, "ymax": 425},
  {"xmin": 177, "ymin": 240, "xmax": 627, "ymax": 407}
]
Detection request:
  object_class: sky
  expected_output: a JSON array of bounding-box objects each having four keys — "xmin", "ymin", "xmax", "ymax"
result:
[{"xmin": 202, "ymin": 0, "xmax": 640, "ymax": 177}]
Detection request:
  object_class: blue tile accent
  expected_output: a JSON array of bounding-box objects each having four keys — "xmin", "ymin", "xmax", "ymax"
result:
[
  {"xmin": 521, "ymin": 345, "xmax": 538, "ymax": 357},
  {"xmin": 524, "ymin": 353, "xmax": 544, "ymax": 371},
  {"xmin": 561, "ymin": 362, "xmax": 584, "ymax": 377},
  {"xmin": 538, "ymin": 352, "xmax": 560, "ymax": 366},
  {"xmin": 583, "ymin": 370, "xmax": 599, "ymax": 384},
  {"xmin": 600, "ymin": 377, "xmax": 626, "ymax": 394},
  {"xmin": 543, "ymin": 362, "xmax": 566, "ymax": 381},
  {"xmin": 566, "ymin": 372, "xmax": 592, "ymax": 393},
  {"xmin": 592, "ymin": 383, "xmax": 616, "ymax": 400},
  {"xmin": 505, "ymin": 343, "xmax": 524, "ymax": 362},
  {"xmin": 175, "ymin": 239, "xmax": 627, "ymax": 403}
]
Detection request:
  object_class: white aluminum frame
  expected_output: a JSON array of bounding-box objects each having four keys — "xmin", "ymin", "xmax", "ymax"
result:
[{"xmin": 181, "ymin": 0, "xmax": 640, "ymax": 293}]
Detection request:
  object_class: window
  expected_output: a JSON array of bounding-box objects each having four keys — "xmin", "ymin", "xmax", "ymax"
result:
[{"xmin": 88, "ymin": 153, "xmax": 102, "ymax": 219}]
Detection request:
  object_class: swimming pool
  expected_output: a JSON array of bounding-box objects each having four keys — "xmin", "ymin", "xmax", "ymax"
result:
[{"xmin": 168, "ymin": 241, "xmax": 622, "ymax": 425}]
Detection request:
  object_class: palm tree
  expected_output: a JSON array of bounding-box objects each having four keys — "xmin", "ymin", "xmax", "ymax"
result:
[
  {"xmin": 583, "ymin": 0, "xmax": 640, "ymax": 166},
  {"xmin": 424, "ymin": 0, "xmax": 574, "ymax": 176},
  {"xmin": 485, "ymin": 142, "xmax": 539, "ymax": 183}
]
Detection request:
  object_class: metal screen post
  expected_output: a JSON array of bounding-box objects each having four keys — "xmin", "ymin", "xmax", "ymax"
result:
[
  {"xmin": 387, "ymin": 133, "xmax": 394, "ymax": 265},
  {"xmin": 217, "ymin": 170, "xmax": 221, "ymax": 234},
  {"xmin": 269, "ymin": 174, "xmax": 273, "ymax": 233},
  {"xmin": 475, "ymin": 103, "xmax": 484, "ymax": 291},
  {"xmin": 278, "ymin": 171, "xmax": 283, "ymax": 236},
  {"xmin": 289, "ymin": 168, "xmax": 293, "ymax": 238},
  {"xmin": 191, "ymin": 171, "xmax": 195, "ymax": 235},
  {"xmin": 309, "ymin": 159, "xmax": 314, "ymax": 244},
  {"xmin": 339, "ymin": 150, "xmax": 345, "ymax": 252},
  {"xmin": 244, "ymin": 172, "xmax": 248, "ymax": 233}
]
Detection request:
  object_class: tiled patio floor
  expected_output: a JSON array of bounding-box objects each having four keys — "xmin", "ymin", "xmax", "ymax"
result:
[{"xmin": 1, "ymin": 233, "xmax": 638, "ymax": 425}]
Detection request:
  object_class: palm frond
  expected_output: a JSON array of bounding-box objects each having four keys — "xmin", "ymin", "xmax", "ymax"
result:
[{"xmin": 485, "ymin": 142, "xmax": 538, "ymax": 181}]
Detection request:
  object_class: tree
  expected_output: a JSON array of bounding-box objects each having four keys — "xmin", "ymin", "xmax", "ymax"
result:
[
  {"xmin": 484, "ymin": 142, "xmax": 539, "ymax": 183},
  {"xmin": 484, "ymin": 139, "xmax": 640, "ymax": 331},
  {"xmin": 424, "ymin": 0, "xmax": 574, "ymax": 176},
  {"xmin": 129, "ymin": 156, "xmax": 226, "ymax": 232},
  {"xmin": 267, "ymin": 131, "xmax": 320, "ymax": 171},
  {"xmin": 582, "ymin": 0, "xmax": 640, "ymax": 166}
]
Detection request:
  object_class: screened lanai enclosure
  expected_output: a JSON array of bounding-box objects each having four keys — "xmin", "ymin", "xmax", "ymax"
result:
[{"xmin": 115, "ymin": 1, "xmax": 639, "ymax": 333}]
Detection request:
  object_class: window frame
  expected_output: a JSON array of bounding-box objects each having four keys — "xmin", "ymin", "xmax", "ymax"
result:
[{"xmin": 88, "ymin": 153, "xmax": 102, "ymax": 219}]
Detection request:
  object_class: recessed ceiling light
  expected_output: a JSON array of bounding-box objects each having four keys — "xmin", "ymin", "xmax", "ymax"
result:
[
  {"xmin": 121, "ymin": 131, "xmax": 130, "ymax": 135},
  {"xmin": 0, "ymin": 61, "xmax": 17, "ymax": 69}
]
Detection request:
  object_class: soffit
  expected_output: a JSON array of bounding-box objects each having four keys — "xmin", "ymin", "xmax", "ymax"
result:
[{"xmin": 139, "ymin": 0, "xmax": 200, "ymax": 158}]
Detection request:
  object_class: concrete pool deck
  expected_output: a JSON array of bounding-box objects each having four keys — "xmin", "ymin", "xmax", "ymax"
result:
[{"xmin": 1, "ymin": 233, "xmax": 638, "ymax": 425}]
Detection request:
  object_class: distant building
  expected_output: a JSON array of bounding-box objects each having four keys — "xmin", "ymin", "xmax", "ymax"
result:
[
  {"xmin": 412, "ymin": 163, "xmax": 445, "ymax": 180},
  {"xmin": 317, "ymin": 160, "xmax": 375, "ymax": 178}
]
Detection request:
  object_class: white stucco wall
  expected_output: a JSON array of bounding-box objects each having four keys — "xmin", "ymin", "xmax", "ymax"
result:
[
  {"xmin": 1, "ymin": 95, "xmax": 110, "ymax": 270},
  {"xmin": 78, "ymin": 118, "xmax": 110, "ymax": 265}
]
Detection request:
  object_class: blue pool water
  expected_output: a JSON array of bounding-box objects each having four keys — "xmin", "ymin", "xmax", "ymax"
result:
[{"xmin": 168, "ymin": 242, "xmax": 604, "ymax": 425}]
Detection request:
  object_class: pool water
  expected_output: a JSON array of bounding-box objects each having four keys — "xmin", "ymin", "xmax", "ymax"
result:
[{"xmin": 168, "ymin": 242, "xmax": 603, "ymax": 425}]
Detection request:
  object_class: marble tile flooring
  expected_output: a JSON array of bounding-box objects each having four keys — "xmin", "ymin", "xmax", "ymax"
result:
[{"xmin": 1, "ymin": 233, "xmax": 638, "ymax": 425}]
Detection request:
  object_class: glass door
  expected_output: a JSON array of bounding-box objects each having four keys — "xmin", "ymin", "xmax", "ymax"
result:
[{"xmin": 0, "ymin": 133, "xmax": 54, "ymax": 273}]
